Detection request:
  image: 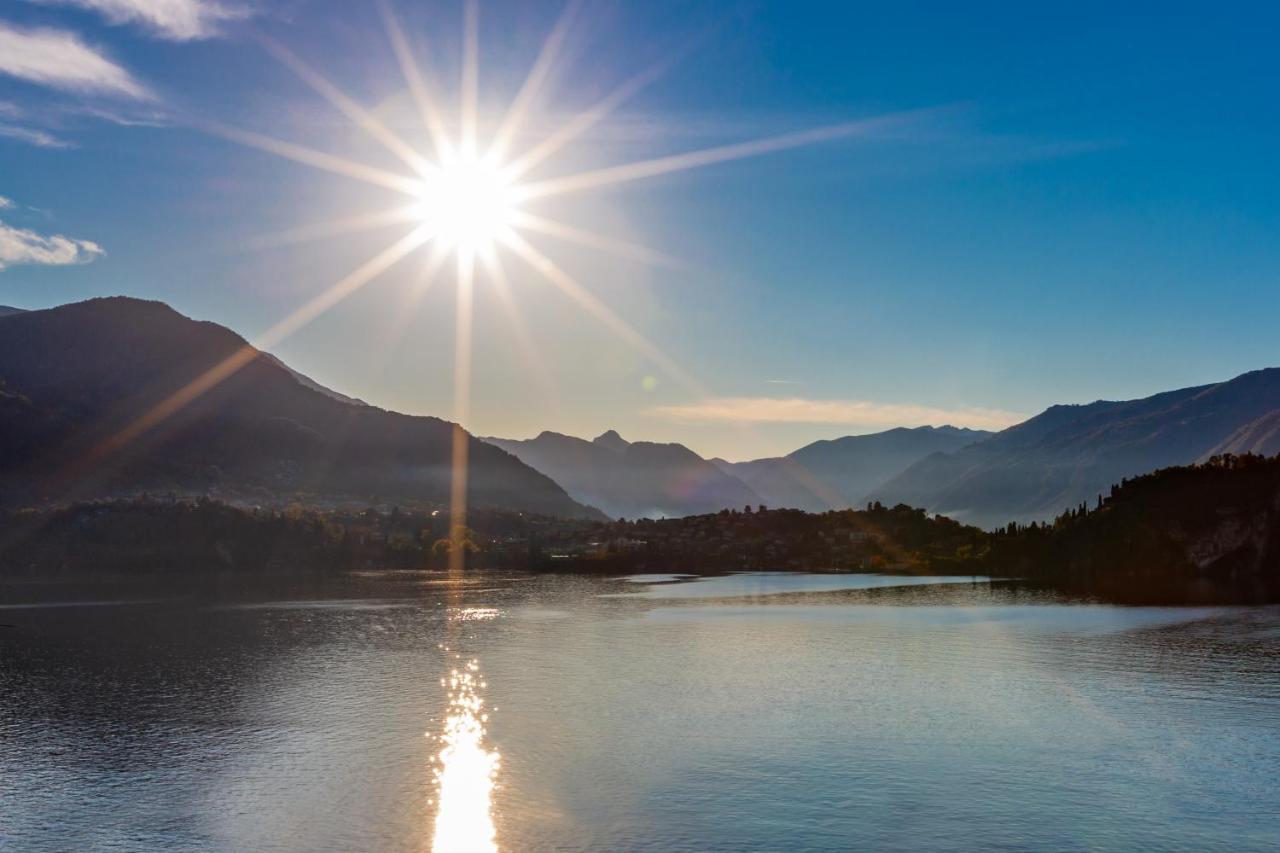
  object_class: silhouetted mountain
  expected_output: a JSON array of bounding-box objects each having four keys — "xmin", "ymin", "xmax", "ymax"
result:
[
  {"xmin": 716, "ymin": 456, "xmax": 842, "ymax": 513},
  {"xmin": 259, "ymin": 352, "xmax": 369, "ymax": 407},
  {"xmin": 483, "ymin": 430, "xmax": 762, "ymax": 518},
  {"xmin": 978, "ymin": 453, "xmax": 1280, "ymax": 603},
  {"xmin": 0, "ymin": 305, "xmax": 27, "ymax": 317},
  {"xmin": 0, "ymin": 297, "xmax": 600, "ymax": 518},
  {"xmin": 719, "ymin": 426, "xmax": 992, "ymax": 512},
  {"xmin": 873, "ymin": 369, "xmax": 1280, "ymax": 528},
  {"xmin": 592, "ymin": 429, "xmax": 630, "ymax": 453}
]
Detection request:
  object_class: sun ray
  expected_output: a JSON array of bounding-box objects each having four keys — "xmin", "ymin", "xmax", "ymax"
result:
[
  {"xmin": 477, "ymin": 246, "xmax": 560, "ymax": 405},
  {"xmin": 460, "ymin": 0, "xmax": 479, "ymax": 157},
  {"xmin": 203, "ymin": 121, "xmax": 424, "ymax": 196},
  {"xmin": 519, "ymin": 113, "xmax": 911, "ymax": 200},
  {"xmin": 484, "ymin": 0, "xmax": 581, "ymax": 164},
  {"xmin": 449, "ymin": 248, "xmax": 476, "ymax": 573},
  {"xmin": 178, "ymin": 5, "xmax": 912, "ymax": 569},
  {"xmin": 370, "ymin": 241, "xmax": 452, "ymax": 372},
  {"xmin": 256, "ymin": 34, "xmax": 437, "ymax": 178},
  {"xmin": 501, "ymin": 230, "xmax": 703, "ymax": 397},
  {"xmin": 502, "ymin": 56, "xmax": 674, "ymax": 181},
  {"xmin": 254, "ymin": 225, "xmax": 435, "ymax": 351},
  {"xmin": 86, "ymin": 226, "xmax": 432, "ymax": 464},
  {"xmin": 378, "ymin": 0, "xmax": 454, "ymax": 161},
  {"xmin": 509, "ymin": 211, "xmax": 687, "ymax": 270},
  {"xmin": 245, "ymin": 204, "xmax": 423, "ymax": 251}
]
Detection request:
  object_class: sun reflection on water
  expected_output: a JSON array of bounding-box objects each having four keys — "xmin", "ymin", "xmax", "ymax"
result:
[{"xmin": 431, "ymin": 658, "xmax": 500, "ymax": 853}]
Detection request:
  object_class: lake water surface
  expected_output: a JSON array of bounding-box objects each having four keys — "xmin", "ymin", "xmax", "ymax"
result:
[{"xmin": 2, "ymin": 571, "xmax": 1278, "ymax": 851}]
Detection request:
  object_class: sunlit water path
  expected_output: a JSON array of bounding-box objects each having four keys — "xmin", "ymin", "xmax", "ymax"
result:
[
  {"xmin": 1, "ymin": 572, "xmax": 1278, "ymax": 851},
  {"xmin": 431, "ymin": 656, "xmax": 499, "ymax": 853}
]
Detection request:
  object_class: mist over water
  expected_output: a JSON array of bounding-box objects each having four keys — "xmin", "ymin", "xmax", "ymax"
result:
[{"xmin": 2, "ymin": 572, "xmax": 1278, "ymax": 851}]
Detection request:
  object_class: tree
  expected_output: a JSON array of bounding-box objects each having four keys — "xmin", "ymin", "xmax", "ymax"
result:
[{"xmin": 432, "ymin": 524, "xmax": 479, "ymax": 557}]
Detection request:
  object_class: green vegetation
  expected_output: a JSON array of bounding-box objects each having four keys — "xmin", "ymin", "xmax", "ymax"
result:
[
  {"xmin": 541, "ymin": 502, "xmax": 985, "ymax": 574},
  {"xmin": 0, "ymin": 499, "xmax": 562, "ymax": 575},
  {"xmin": 979, "ymin": 453, "xmax": 1280, "ymax": 602},
  {"xmin": 2, "ymin": 455, "xmax": 1277, "ymax": 603}
]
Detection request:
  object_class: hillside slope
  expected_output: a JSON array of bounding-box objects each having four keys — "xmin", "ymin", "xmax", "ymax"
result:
[
  {"xmin": 720, "ymin": 426, "xmax": 992, "ymax": 512},
  {"xmin": 0, "ymin": 297, "xmax": 599, "ymax": 517},
  {"xmin": 484, "ymin": 429, "xmax": 762, "ymax": 518},
  {"xmin": 874, "ymin": 369, "xmax": 1280, "ymax": 528}
]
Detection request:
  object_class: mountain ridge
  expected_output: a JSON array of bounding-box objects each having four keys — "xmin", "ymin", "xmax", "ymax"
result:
[
  {"xmin": 720, "ymin": 425, "xmax": 993, "ymax": 512},
  {"xmin": 0, "ymin": 297, "xmax": 601, "ymax": 518},
  {"xmin": 483, "ymin": 429, "xmax": 762, "ymax": 518},
  {"xmin": 872, "ymin": 368, "xmax": 1280, "ymax": 528}
]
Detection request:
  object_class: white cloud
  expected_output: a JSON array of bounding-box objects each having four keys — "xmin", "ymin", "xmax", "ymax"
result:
[
  {"xmin": 0, "ymin": 122, "xmax": 74, "ymax": 148},
  {"xmin": 0, "ymin": 220, "xmax": 105, "ymax": 269},
  {"xmin": 25, "ymin": 0, "xmax": 249, "ymax": 41},
  {"xmin": 652, "ymin": 396, "xmax": 1025, "ymax": 432},
  {"xmin": 0, "ymin": 100, "xmax": 75, "ymax": 147},
  {"xmin": 0, "ymin": 22, "xmax": 152, "ymax": 99},
  {"xmin": 0, "ymin": 196, "xmax": 13, "ymax": 210}
]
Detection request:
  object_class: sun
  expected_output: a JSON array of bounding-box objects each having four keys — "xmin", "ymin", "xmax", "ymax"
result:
[
  {"xmin": 417, "ymin": 152, "xmax": 521, "ymax": 255},
  {"xmin": 103, "ymin": 11, "xmax": 891, "ymax": 845}
]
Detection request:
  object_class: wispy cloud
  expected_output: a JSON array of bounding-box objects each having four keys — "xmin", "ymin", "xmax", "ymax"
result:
[
  {"xmin": 0, "ymin": 196, "xmax": 13, "ymax": 210},
  {"xmin": 0, "ymin": 22, "xmax": 152, "ymax": 99},
  {"xmin": 0, "ymin": 100, "xmax": 74, "ymax": 147},
  {"xmin": 652, "ymin": 396, "xmax": 1025, "ymax": 431},
  {"xmin": 0, "ymin": 219, "xmax": 105, "ymax": 269},
  {"xmin": 0, "ymin": 122, "xmax": 74, "ymax": 148},
  {"xmin": 25, "ymin": 0, "xmax": 250, "ymax": 41}
]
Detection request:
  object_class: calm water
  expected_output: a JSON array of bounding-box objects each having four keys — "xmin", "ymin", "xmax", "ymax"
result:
[{"xmin": 2, "ymin": 571, "xmax": 1278, "ymax": 851}]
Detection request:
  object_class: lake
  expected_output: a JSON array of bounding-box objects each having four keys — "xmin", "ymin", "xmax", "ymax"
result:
[{"xmin": 2, "ymin": 571, "xmax": 1278, "ymax": 851}]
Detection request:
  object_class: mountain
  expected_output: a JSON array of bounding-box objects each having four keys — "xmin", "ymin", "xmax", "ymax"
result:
[
  {"xmin": 0, "ymin": 305, "xmax": 27, "ymax": 317},
  {"xmin": 0, "ymin": 297, "xmax": 600, "ymax": 518},
  {"xmin": 978, "ymin": 453, "xmax": 1280, "ymax": 604},
  {"xmin": 873, "ymin": 369, "xmax": 1280, "ymax": 529},
  {"xmin": 1204, "ymin": 410, "xmax": 1280, "ymax": 458},
  {"xmin": 718, "ymin": 426, "xmax": 993, "ymax": 512},
  {"xmin": 483, "ymin": 430, "xmax": 762, "ymax": 519},
  {"xmin": 259, "ymin": 352, "xmax": 369, "ymax": 407}
]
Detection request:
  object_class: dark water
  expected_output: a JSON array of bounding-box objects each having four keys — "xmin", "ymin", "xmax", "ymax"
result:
[{"xmin": 2, "ymin": 571, "xmax": 1278, "ymax": 851}]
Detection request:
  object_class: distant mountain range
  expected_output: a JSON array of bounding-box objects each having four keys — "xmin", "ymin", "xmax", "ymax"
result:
[
  {"xmin": 483, "ymin": 430, "xmax": 761, "ymax": 519},
  {"xmin": 4, "ymin": 297, "xmax": 1278, "ymax": 531},
  {"xmin": 715, "ymin": 426, "xmax": 991, "ymax": 513},
  {"xmin": 0, "ymin": 297, "xmax": 600, "ymax": 518},
  {"xmin": 872, "ymin": 368, "xmax": 1280, "ymax": 528}
]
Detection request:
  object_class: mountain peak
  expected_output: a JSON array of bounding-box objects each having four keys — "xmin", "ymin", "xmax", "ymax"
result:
[
  {"xmin": 0, "ymin": 297, "xmax": 599, "ymax": 518},
  {"xmin": 592, "ymin": 429, "xmax": 630, "ymax": 452}
]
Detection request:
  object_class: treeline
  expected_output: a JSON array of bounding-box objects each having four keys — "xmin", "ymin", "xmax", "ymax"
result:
[
  {"xmin": 3, "ymin": 455, "xmax": 1278, "ymax": 604},
  {"xmin": 537, "ymin": 502, "xmax": 987, "ymax": 574},
  {"xmin": 0, "ymin": 498, "xmax": 573, "ymax": 576},
  {"xmin": 977, "ymin": 454, "xmax": 1280, "ymax": 602}
]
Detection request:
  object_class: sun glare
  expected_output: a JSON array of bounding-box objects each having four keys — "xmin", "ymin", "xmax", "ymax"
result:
[
  {"xmin": 418, "ymin": 154, "xmax": 521, "ymax": 254},
  {"xmin": 69, "ymin": 6, "xmax": 916, "ymax": 850}
]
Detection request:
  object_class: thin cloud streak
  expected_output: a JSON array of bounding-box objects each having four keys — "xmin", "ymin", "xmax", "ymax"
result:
[
  {"xmin": 0, "ymin": 122, "xmax": 74, "ymax": 148},
  {"xmin": 0, "ymin": 23, "xmax": 152, "ymax": 99},
  {"xmin": 653, "ymin": 396, "xmax": 1025, "ymax": 431},
  {"xmin": 25, "ymin": 0, "xmax": 250, "ymax": 41},
  {"xmin": 0, "ymin": 219, "xmax": 105, "ymax": 269}
]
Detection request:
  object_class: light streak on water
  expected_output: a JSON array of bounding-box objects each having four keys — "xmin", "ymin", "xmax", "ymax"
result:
[{"xmin": 431, "ymin": 658, "xmax": 500, "ymax": 853}]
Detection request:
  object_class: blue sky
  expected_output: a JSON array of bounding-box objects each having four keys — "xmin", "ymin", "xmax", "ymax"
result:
[{"xmin": 2, "ymin": 0, "xmax": 1278, "ymax": 459}]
